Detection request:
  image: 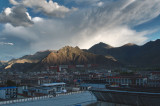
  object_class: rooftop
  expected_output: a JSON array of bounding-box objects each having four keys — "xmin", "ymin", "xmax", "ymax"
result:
[
  {"xmin": 41, "ymin": 82, "xmax": 66, "ymax": 87},
  {"xmin": 0, "ymin": 86, "xmax": 17, "ymax": 90}
]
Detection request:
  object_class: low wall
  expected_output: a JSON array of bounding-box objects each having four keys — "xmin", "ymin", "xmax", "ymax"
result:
[
  {"xmin": 0, "ymin": 91, "xmax": 84, "ymax": 105},
  {"xmin": 91, "ymin": 90, "xmax": 160, "ymax": 106}
]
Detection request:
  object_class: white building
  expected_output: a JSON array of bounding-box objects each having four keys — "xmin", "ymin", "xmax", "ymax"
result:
[
  {"xmin": 0, "ymin": 87, "xmax": 17, "ymax": 99},
  {"xmin": 35, "ymin": 82, "xmax": 66, "ymax": 95}
]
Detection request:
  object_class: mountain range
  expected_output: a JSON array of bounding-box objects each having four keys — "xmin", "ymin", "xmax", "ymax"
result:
[
  {"xmin": 41, "ymin": 46, "xmax": 119, "ymax": 65},
  {"xmin": 88, "ymin": 39, "xmax": 160, "ymax": 67},
  {"xmin": 1, "ymin": 39, "xmax": 160, "ymax": 72},
  {"xmin": 2, "ymin": 46, "xmax": 120, "ymax": 72}
]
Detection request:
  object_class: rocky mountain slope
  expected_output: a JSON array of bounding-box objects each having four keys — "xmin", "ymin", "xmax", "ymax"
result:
[
  {"xmin": 88, "ymin": 39, "xmax": 160, "ymax": 67},
  {"xmin": 2, "ymin": 46, "xmax": 121, "ymax": 71},
  {"xmin": 4, "ymin": 50, "xmax": 52, "ymax": 69},
  {"xmin": 41, "ymin": 46, "xmax": 119, "ymax": 66}
]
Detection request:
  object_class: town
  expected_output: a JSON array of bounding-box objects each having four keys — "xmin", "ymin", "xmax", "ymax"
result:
[{"xmin": 0, "ymin": 65, "xmax": 160, "ymax": 101}]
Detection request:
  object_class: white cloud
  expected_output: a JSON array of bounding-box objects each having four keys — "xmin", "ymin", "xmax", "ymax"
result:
[
  {"xmin": 26, "ymin": 12, "xmax": 31, "ymax": 20},
  {"xmin": 0, "ymin": 6, "xmax": 33, "ymax": 27},
  {"xmin": 66, "ymin": 0, "xmax": 103, "ymax": 7},
  {"xmin": 4, "ymin": 8, "xmax": 12, "ymax": 16},
  {"xmin": 32, "ymin": 17, "xmax": 43, "ymax": 22},
  {"xmin": 74, "ymin": 26, "xmax": 148, "ymax": 48},
  {"xmin": 68, "ymin": 0, "xmax": 160, "ymax": 48},
  {"xmin": 0, "ymin": 42, "xmax": 14, "ymax": 46},
  {"xmin": 10, "ymin": 0, "xmax": 74, "ymax": 18},
  {"xmin": 1, "ymin": 0, "xmax": 160, "ymax": 52},
  {"xmin": 97, "ymin": 2, "xmax": 104, "ymax": 7},
  {"xmin": 2, "ymin": 23, "xmax": 39, "ymax": 41},
  {"xmin": 69, "ymin": 0, "xmax": 101, "ymax": 4},
  {"xmin": 9, "ymin": 0, "xmax": 19, "ymax": 5}
]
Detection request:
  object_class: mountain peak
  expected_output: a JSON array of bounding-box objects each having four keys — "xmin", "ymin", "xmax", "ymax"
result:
[
  {"xmin": 90, "ymin": 42, "xmax": 113, "ymax": 50},
  {"xmin": 99, "ymin": 42, "xmax": 113, "ymax": 48},
  {"xmin": 60, "ymin": 46, "xmax": 80, "ymax": 50},
  {"xmin": 122, "ymin": 43, "xmax": 137, "ymax": 47},
  {"xmin": 41, "ymin": 45, "xmax": 119, "ymax": 66},
  {"xmin": 58, "ymin": 46, "xmax": 82, "ymax": 54}
]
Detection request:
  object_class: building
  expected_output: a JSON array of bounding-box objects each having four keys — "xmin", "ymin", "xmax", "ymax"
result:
[
  {"xmin": 0, "ymin": 87, "xmax": 17, "ymax": 99},
  {"xmin": 148, "ymin": 80, "xmax": 160, "ymax": 87},
  {"xmin": 17, "ymin": 86, "xmax": 28, "ymax": 94},
  {"xmin": 106, "ymin": 76, "xmax": 147, "ymax": 87},
  {"xmin": 149, "ymin": 72, "xmax": 160, "ymax": 80},
  {"xmin": 35, "ymin": 82, "xmax": 67, "ymax": 95},
  {"xmin": 80, "ymin": 83, "xmax": 106, "ymax": 90}
]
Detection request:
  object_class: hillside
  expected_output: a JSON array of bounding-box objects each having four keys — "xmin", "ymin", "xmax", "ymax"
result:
[
  {"xmin": 4, "ymin": 50, "xmax": 52, "ymax": 69},
  {"xmin": 41, "ymin": 46, "xmax": 119, "ymax": 66},
  {"xmin": 2, "ymin": 46, "xmax": 121, "ymax": 72},
  {"xmin": 88, "ymin": 39, "xmax": 160, "ymax": 67},
  {"xmin": 0, "ymin": 61, "xmax": 7, "ymax": 66}
]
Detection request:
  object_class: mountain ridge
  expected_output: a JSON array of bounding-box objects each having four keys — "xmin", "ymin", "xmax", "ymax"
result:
[
  {"xmin": 1, "ymin": 39, "xmax": 160, "ymax": 71},
  {"xmin": 2, "ymin": 46, "xmax": 121, "ymax": 71},
  {"xmin": 88, "ymin": 39, "xmax": 160, "ymax": 67},
  {"xmin": 41, "ymin": 46, "xmax": 119, "ymax": 66}
]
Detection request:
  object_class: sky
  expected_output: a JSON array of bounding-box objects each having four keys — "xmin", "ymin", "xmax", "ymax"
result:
[{"xmin": 0, "ymin": 0, "xmax": 160, "ymax": 60}]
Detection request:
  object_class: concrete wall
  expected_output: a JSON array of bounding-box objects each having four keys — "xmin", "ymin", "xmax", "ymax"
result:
[{"xmin": 91, "ymin": 90, "xmax": 160, "ymax": 106}]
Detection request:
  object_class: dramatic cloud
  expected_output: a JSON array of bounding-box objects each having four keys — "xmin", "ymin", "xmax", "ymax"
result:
[
  {"xmin": 0, "ymin": 6, "xmax": 33, "ymax": 27},
  {"xmin": 70, "ymin": 0, "xmax": 160, "ymax": 47},
  {"xmin": 10, "ymin": 0, "xmax": 74, "ymax": 18},
  {"xmin": 1, "ymin": 0, "xmax": 160, "ymax": 58}
]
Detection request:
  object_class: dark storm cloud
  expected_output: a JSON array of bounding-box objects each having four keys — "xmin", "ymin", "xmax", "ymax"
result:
[
  {"xmin": 9, "ymin": 0, "xmax": 75, "ymax": 18},
  {"xmin": 0, "ymin": 6, "xmax": 33, "ymax": 27}
]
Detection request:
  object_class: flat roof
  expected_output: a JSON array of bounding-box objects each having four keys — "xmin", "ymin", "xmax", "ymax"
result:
[
  {"xmin": 41, "ymin": 82, "xmax": 66, "ymax": 87},
  {"xmin": 0, "ymin": 86, "xmax": 17, "ymax": 90}
]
